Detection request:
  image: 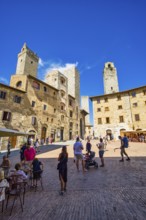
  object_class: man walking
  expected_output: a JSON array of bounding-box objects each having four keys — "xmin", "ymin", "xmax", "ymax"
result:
[
  {"xmin": 73, "ymin": 137, "xmax": 87, "ymax": 172},
  {"xmin": 119, "ymin": 135, "xmax": 130, "ymax": 162}
]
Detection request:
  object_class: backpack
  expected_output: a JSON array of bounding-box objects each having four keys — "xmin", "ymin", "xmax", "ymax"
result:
[{"xmin": 122, "ymin": 137, "xmax": 129, "ymax": 148}]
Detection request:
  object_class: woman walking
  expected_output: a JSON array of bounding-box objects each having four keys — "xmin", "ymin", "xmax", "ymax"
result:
[{"xmin": 58, "ymin": 146, "xmax": 68, "ymax": 195}]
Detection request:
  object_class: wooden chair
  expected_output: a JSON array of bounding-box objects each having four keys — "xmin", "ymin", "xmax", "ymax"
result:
[{"xmin": 5, "ymin": 174, "xmax": 26, "ymax": 215}]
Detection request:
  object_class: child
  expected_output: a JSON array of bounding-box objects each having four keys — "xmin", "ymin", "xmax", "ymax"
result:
[{"xmin": 31, "ymin": 158, "xmax": 43, "ymax": 186}]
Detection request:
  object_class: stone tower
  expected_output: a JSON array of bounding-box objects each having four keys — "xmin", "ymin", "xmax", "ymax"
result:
[
  {"xmin": 81, "ymin": 96, "xmax": 90, "ymax": 124},
  {"xmin": 16, "ymin": 43, "xmax": 39, "ymax": 77},
  {"xmin": 62, "ymin": 66, "xmax": 80, "ymax": 106},
  {"xmin": 103, "ymin": 62, "xmax": 119, "ymax": 94}
]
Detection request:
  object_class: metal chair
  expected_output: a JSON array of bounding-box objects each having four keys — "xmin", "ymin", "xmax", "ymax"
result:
[
  {"xmin": 5, "ymin": 174, "xmax": 26, "ymax": 215},
  {"xmin": 30, "ymin": 170, "xmax": 43, "ymax": 192},
  {"xmin": 0, "ymin": 186, "xmax": 8, "ymax": 212}
]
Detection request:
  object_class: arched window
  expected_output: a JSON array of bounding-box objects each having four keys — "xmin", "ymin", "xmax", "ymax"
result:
[
  {"xmin": 16, "ymin": 81, "xmax": 22, "ymax": 87},
  {"xmin": 60, "ymin": 77, "xmax": 65, "ymax": 85},
  {"xmin": 60, "ymin": 90, "xmax": 65, "ymax": 97},
  {"xmin": 60, "ymin": 103, "xmax": 65, "ymax": 111}
]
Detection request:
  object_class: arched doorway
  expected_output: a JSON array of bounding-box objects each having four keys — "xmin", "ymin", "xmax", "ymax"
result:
[
  {"xmin": 106, "ymin": 129, "xmax": 112, "ymax": 140},
  {"xmin": 28, "ymin": 130, "xmax": 36, "ymax": 139},
  {"xmin": 41, "ymin": 127, "xmax": 47, "ymax": 143},
  {"xmin": 28, "ymin": 130, "xmax": 36, "ymax": 144}
]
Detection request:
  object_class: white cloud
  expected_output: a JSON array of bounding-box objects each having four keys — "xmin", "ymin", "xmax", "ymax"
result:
[
  {"xmin": 38, "ymin": 58, "xmax": 78, "ymax": 80},
  {"xmin": 38, "ymin": 58, "xmax": 44, "ymax": 67},
  {"xmin": 45, "ymin": 62, "xmax": 78, "ymax": 74},
  {"xmin": 0, "ymin": 77, "xmax": 8, "ymax": 84}
]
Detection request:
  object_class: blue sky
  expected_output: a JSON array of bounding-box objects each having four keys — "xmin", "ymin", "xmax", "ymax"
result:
[{"xmin": 0, "ymin": 0, "xmax": 146, "ymax": 121}]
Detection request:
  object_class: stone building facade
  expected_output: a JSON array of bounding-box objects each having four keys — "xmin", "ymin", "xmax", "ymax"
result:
[
  {"xmin": 0, "ymin": 43, "xmax": 86, "ymax": 150},
  {"xmin": 90, "ymin": 62, "xmax": 146, "ymax": 140},
  {"xmin": 81, "ymin": 96, "xmax": 93, "ymax": 139}
]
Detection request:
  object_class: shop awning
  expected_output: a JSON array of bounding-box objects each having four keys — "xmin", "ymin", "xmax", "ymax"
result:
[{"xmin": 0, "ymin": 127, "xmax": 29, "ymax": 137}]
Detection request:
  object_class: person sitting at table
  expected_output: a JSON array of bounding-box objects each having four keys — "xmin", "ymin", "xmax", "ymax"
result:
[
  {"xmin": 12, "ymin": 163, "xmax": 28, "ymax": 182},
  {"xmin": 0, "ymin": 170, "xmax": 9, "ymax": 203},
  {"xmin": 0, "ymin": 155, "xmax": 11, "ymax": 178}
]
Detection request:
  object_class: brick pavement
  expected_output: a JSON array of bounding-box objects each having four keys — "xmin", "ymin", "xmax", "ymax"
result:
[{"xmin": 0, "ymin": 140, "xmax": 146, "ymax": 220}]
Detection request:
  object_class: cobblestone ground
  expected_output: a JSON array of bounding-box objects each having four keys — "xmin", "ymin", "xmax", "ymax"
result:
[{"xmin": 0, "ymin": 140, "xmax": 146, "ymax": 220}]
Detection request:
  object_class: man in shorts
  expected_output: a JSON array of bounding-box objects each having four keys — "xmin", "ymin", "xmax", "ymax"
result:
[
  {"xmin": 97, "ymin": 138, "xmax": 105, "ymax": 167},
  {"xmin": 73, "ymin": 137, "xmax": 87, "ymax": 172},
  {"xmin": 119, "ymin": 135, "xmax": 130, "ymax": 162}
]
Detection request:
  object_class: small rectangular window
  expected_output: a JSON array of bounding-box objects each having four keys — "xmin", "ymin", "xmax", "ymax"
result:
[
  {"xmin": 32, "ymin": 117, "xmax": 36, "ymax": 125},
  {"xmin": 43, "ymin": 105, "xmax": 47, "ymax": 110},
  {"xmin": 32, "ymin": 101, "xmax": 35, "ymax": 107},
  {"xmin": 106, "ymin": 117, "xmax": 110, "ymax": 124},
  {"xmin": 69, "ymin": 99, "xmax": 72, "ymax": 106},
  {"xmin": 0, "ymin": 91, "xmax": 6, "ymax": 99},
  {"xmin": 143, "ymin": 90, "xmax": 146, "ymax": 95},
  {"xmin": 105, "ymin": 107, "xmax": 109, "ymax": 111},
  {"xmin": 98, "ymin": 118, "xmax": 102, "ymax": 124},
  {"xmin": 2, "ymin": 112, "xmax": 11, "ymax": 121},
  {"xmin": 135, "ymin": 114, "xmax": 140, "ymax": 121},
  {"xmin": 97, "ymin": 108, "xmax": 101, "ymax": 112},
  {"xmin": 14, "ymin": 95, "xmax": 21, "ymax": 103},
  {"xmin": 44, "ymin": 87, "xmax": 47, "ymax": 92},
  {"xmin": 118, "ymin": 105, "xmax": 122, "ymax": 109},
  {"xmin": 70, "ymin": 111, "xmax": 73, "ymax": 117},
  {"xmin": 119, "ymin": 116, "xmax": 124, "ymax": 123}
]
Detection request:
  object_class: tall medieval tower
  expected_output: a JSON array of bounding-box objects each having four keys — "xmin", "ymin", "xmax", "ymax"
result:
[
  {"xmin": 16, "ymin": 43, "xmax": 39, "ymax": 77},
  {"xmin": 103, "ymin": 62, "xmax": 119, "ymax": 94}
]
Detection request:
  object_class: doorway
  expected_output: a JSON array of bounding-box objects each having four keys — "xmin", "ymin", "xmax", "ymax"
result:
[{"xmin": 41, "ymin": 127, "xmax": 47, "ymax": 143}]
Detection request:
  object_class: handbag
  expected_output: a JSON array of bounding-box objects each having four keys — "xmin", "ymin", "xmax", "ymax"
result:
[
  {"xmin": 57, "ymin": 162, "xmax": 61, "ymax": 170},
  {"xmin": 57, "ymin": 156, "xmax": 66, "ymax": 170}
]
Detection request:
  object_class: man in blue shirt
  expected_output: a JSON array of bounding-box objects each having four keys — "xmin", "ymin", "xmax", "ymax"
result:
[
  {"xmin": 119, "ymin": 135, "xmax": 130, "ymax": 162},
  {"xmin": 73, "ymin": 137, "xmax": 87, "ymax": 172}
]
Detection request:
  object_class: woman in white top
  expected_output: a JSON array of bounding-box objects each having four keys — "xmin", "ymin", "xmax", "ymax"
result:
[
  {"xmin": 97, "ymin": 138, "xmax": 105, "ymax": 167},
  {"xmin": 0, "ymin": 170, "xmax": 9, "ymax": 203}
]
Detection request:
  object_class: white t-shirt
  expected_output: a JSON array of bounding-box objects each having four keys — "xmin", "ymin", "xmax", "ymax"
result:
[
  {"xmin": 0, "ymin": 179, "xmax": 9, "ymax": 201},
  {"xmin": 98, "ymin": 142, "xmax": 104, "ymax": 151}
]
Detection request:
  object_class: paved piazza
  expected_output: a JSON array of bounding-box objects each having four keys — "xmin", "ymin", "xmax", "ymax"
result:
[{"xmin": 0, "ymin": 140, "xmax": 146, "ymax": 220}]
